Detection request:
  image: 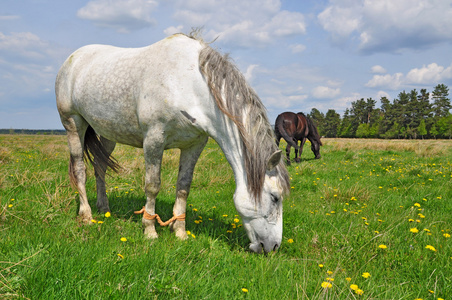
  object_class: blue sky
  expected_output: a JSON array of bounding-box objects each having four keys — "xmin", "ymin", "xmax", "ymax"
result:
[{"xmin": 1, "ymin": 0, "xmax": 452, "ymax": 129}]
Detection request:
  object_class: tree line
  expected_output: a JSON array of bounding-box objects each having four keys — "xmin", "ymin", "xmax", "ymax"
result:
[{"xmin": 307, "ymin": 83, "xmax": 452, "ymax": 139}]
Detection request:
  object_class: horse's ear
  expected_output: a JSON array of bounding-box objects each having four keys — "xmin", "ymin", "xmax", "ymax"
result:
[{"xmin": 266, "ymin": 150, "xmax": 282, "ymax": 171}]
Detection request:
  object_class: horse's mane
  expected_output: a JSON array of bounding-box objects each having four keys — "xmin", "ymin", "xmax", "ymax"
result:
[{"xmin": 198, "ymin": 41, "xmax": 290, "ymax": 201}]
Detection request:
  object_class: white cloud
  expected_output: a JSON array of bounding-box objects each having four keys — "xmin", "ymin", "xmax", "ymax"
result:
[
  {"xmin": 312, "ymin": 86, "xmax": 341, "ymax": 99},
  {"xmin": 318, "ymin": 0, "xmax": 452, "ymax": 53},
  {"xmin": 371, "ymin": 65, "xmax": 386, "ymax": 74},
  {"xmin": 168, "ymin": 0, "xmax": 306, "ymax": 48},
  {"xmin": 290, "ymin": 44, "xmax": 306, "ymax": 54},
  {"xmin": 244, "ymin": 64, "xmax": 259, "ymax": 81},
  {"xmin": 77, "ymin": 0, "xmax": 158, "ymax": 33},
  {"xmin": 366, "ymin": 73, "xmax": 404, "ymax": 90},
  {"xmin": 406, "ymin": 63, "xmax": 452, "ymax": 84},
  {"xmin": 366, "ymin": 62, "xmax": 452, "ymax": 90}
]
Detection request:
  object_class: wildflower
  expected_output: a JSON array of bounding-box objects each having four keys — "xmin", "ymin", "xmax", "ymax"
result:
[
  {"xmin": 410, "ymin": 228, "xmax": 419, "ymax": 233},
  {"xmin": 8, "ymin": 204, "xmax": 13, "ymax": 208},
  {"xmin": 443, "ymin": 233, "xmax": 451, "ymax": 238},
  {"xmin": 186, "ymin": 230, "xmax": 191, "ymax": 235},
  {"xmin": 418, "ymin": 213, "xmax": 425, "ymax": 218},
  {"xmin": 408, "ymin": 219, "xmax": 414, "ymax": 222},
  {"xmin": 227, "ymin": 230, "xmax": 232, "ymax": 233},
  {"xmin": 105, "ymin": 212, "xmax": 111, "ymax": 218},
  {"xmin": 120, "ymin": 237, "xmax": 127, "ymax": 242},
  {"xmin": 378, "ymin": 244, "xmax": 387, "ymax": 249},
  {"xmin": 241, "ymin": 288, "xmax": 248, "ymax": 293},
  {"xmin": 91, "ymin": 219, "xmax": 97, "ymax": 223},
  {"xmin": 327, "ymin": 270, "xmax": 333, "ymax": 275},
  {"xmin": 318, "ymin": 264, "xmax": 324, "ymax": 268},
  {"xmin": 117, "ymin": 253, "xmax": 124, "ymax": 259},
  {"xmin": 191, "ymin": 234, "xmax": 196, "ymax": 238},
  {"xmin": 345, "ymin": 277, "xmax": 351, "ymax": 282},
  {"xmin": 362, "ymin": 272, "xmax": 371, "ymax": 279},
  {"xmin": 355, "ymin": 289, "xmax": 364, "ymax": 295},
  {"xmin": 287, "ymin": 239, "xmax": 294, "ymax": 243},
  {"xmin": 234, "ymin": 218, "xmax": 240, "ymax": 223},
  {"xmin": 414, "ymin": 203, "xmax": 421, "ymax": 207},
  {"xmin": 425, "ymin": 245, "xmax": 436, "ymax": 252},
  {"xmin": 222, "ymin": 214, "xmax": 228, "ymax": 217},
  {"xmin": 350, "ymin": 284, "xmax": 358, "ymax": 291},
  {"xmin": 321, "ymin": 281, "xmax": 333, "ymax": 289},
  {"xmin": 326, "ymin": 277, "xmax": 334, "ymax": 282},
  {"xmin": 97, "ymin": 221, "xmax": 104, "ymax": 224}
]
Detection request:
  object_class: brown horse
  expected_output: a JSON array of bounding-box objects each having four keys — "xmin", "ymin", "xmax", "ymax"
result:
[{"xmin": 274, "ymin": 112, "xmax": 322, "ymax": 164}]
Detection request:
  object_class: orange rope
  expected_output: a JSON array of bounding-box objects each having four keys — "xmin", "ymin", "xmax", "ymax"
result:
[{"xmin": 134, "ymin": 207, "xmax": 185, "ymax": 227}]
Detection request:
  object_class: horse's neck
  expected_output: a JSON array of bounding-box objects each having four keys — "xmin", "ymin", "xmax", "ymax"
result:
[{"xmin": 210, "ymin": 119, "xmax": 248, "ymax": 191}]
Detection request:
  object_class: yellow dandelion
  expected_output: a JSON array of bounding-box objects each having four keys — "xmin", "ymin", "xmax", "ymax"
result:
[
  {"xmin": 326, "ymin": 277, "xmax": 334, "ymax": 282},
  {"xmin": 191, "ymin": 234, "xmax": 196, "ymax": 238},
  {"xmin": 91, "ymin": 219, "xmax": 97, "ymax": 223},
  {"xmin": 241, "ymin": 288, "xmax": 248, "ymax": 293},
  {"xmin": 222, "ymin": 214, "xmax": 228, "ymax": 217},
  {"xmin": 318, "ymin": 264, "xmax": 324, "ymax": 268},
  {"xmin": 355, "ymin": 289, "xmax": 364, "ymax": 295},
  {"xmin": 117, "ymin": 253, "xmax": 124, "ymax": 259},
  {"xmin": 321, "ymin": 281, "xmax": 333, "ymax": 289},
  {"xmin": 192, "ymin": 208, "xmax": 198, "ymax": 212},
  {"xmin": 350, "ymin": 284, "xmax": 358, "ymax": 291},
  {"xmin": 345, "ymin": 277, "xmax": 351, "ymax": 282},
  {"xmin": 97, "ymin": 221, "xmax": 104, "ymax": 224},
  {"xmin": 8, "ymin": 204, "xmax": 13, "ymax": 208},
  {"xmin": 443, "ymin": 233, "xmax": 451, "ymax": 238},
  {"xmin": 408, "ymin": 218, "xmax": 414, "ymax": 222},
  {"xmin": 378, "ymin": 244, "xmax": 387, "ymax": 249},
  {"xmin": 186, "ymin": 230, "xmax": 191, "ymax": 235},
  {"xmin": 120, "ymin": 237, "xmax": 127, "ymax": 242},
  {"xmin": 327, "ymin": 270, "xmax": 333, "ymax": 275},
  {"xmin": 414, "ymin": 203, "xmax": 421, "ymax": 207},
  {"xmin": 287, "ymin": 239, "xmax": 294, "ymax": 243},
  {"xmin": 105, "ymin": 212, "xmax": 111, "ymax": 218},
  {"xmin": 362, "ymin": 272, "xmax": 371, "ymax": 279},
  {"xmin": 410, "ymin": 228, "xmax": 419, "ymax": 233},
  {"xmin": 234, "ymin": 218, "xmax": 240, "ymax": 223},
  {"xmin": 425, "ymin": 245, "xmax": 436, "ymax": 252}
]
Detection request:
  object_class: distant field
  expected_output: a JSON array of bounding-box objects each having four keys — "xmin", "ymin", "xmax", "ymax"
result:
[{"xmin": 1, "ymin": 135, "xmax": 451, "ymax": 299}]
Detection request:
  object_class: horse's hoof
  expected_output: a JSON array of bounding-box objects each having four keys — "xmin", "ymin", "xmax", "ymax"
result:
[
  {"xmin": 175, "ymin": 230, "xmax": 188, "ymax": 240},
  {"xmin": 144, "ymin": 230, "xmax": 159, "ymax": 239}
]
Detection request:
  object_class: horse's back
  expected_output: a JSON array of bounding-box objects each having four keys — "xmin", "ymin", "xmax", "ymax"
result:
[{"xmin": 56, "ymin": 34, "xmax": 209, "ymax": 147}]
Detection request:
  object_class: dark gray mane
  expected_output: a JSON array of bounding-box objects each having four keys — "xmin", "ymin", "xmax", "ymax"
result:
[{"xmin": 198, "ymin": 42, "xmax": 290, "ymax": 201}]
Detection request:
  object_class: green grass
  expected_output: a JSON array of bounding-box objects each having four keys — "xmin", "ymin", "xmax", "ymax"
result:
[{"xmin": 1, "ymin": 135, "xmax": 451, "ymax": 299}]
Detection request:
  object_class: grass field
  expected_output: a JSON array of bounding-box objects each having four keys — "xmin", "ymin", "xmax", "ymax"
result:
[{"xmin": 1, "ymin": 135, "xmax": 451, "ymax": 299}]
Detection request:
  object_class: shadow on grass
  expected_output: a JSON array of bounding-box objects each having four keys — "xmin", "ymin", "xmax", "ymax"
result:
[{"xmin": 84, "ymin": 193, "xmax": 250, "ymax": 252}]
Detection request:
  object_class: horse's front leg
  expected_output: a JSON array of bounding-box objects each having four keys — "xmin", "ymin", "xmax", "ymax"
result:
[
  {"xmin": 296, "ymin": 138, "xmax": 306, "ymax": 163},
  {"xmin": 142, "ymin": 140, "xmax": 164, "ymax": 239},
  {"xmin": 294, "ymin": 139, "xmax": 300, "ymax": 163},
  {"xmin": 171, "ymin": 137, "xmax": 208, "ymax": 239}
]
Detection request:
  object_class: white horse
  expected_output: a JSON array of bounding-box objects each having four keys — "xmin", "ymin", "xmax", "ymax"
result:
[{"xmin": 56, "ymin": 33, "xmax": 290, "ymax": 253}]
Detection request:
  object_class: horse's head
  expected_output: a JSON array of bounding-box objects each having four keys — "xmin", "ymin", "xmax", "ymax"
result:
[{"xmin": 234, "ymin": 150, "xmax": 287, "ymax": 253}]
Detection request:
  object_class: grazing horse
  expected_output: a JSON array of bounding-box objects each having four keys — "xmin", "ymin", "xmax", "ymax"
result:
[
  {"xmin": 55, "ymin": 33, "xmax": 290, "ymax": 253},
  {"xmin": 274, "ymin": 112, "xmax": 322, "ymax": 164}
]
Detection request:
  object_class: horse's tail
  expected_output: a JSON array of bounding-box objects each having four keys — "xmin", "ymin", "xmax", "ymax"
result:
[
  {"xmin": 275, "ymin": 115, "xmax": 300, "ymax": 149},
  {"xmin": 306, "ymin": 117, "xmax": 322, "ymax": 146},
  {"xmin": 84, "ymin": 126, "xmax": 120, "ymax": 178}
]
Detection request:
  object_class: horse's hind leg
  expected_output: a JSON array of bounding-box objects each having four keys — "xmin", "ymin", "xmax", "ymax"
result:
[
  {"xmin": 95, "ymin": 137, "xmax": 116, "ymax": 213},
  {"xmin": 285, "ymin": 144, "xmax": 291, "ymax": 165},
  {"xmin": 171, "ymin": 136, "xmax": 208, "ymax": 239},
  {"xmin": 63, "ymin": 115, "xmax": 92, "ymax": 222}
]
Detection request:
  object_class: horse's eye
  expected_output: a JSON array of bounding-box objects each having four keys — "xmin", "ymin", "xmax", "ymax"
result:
[{"xmin": 271, "ymin": 194, "xmax": 279, "ymax": 203}]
